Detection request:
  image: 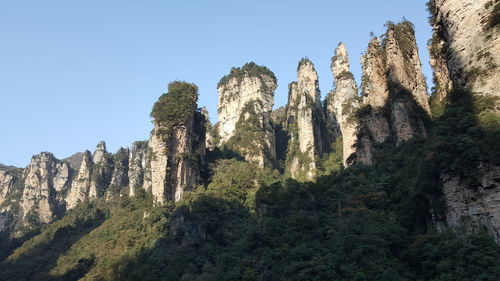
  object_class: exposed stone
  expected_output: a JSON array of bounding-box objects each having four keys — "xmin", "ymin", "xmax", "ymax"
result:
[
  {"xmin": 89, "ymin": 141, "xmax": 113, "ymax": 199},
  {"xmin": 107, "ymin": 147, "xmax": 130, "ymax": 198},
  {"xmin": 93, "ymin": 141, "xmax": 107, "ymax": 164},
  {"xmin": 326, "ymin": 43, "xmax": 361, "ymax": 166},
  {"xmin": 362, "ymin": 37, "xmax": 390, "ymax": 108},
  {"xmin": 285, "ymin": 59, "xmax": 324, "ymax": 181},
  {"xmin": 0, "ymin": 169, "xmax": 15, "ymax": 203},
  {"xmin": 150, "ymin": 82, "xmax": 205, "ymax": 204},
  {"xmin": 199, "ymin": 107, "xmax": 214, "ymax": 151},
  {"xmin": 385, "ymin": 23, "xmax": 431, "ymax": 114},
  {"xmin": 128, "ymin": 141, "xmax": 149, "ymax": 196},
  {"xmin": 428, "ymin": 33, "xmax": 453, "ymax": 110},
  {"xmin": 384, "ymin": 21, "xmax": 430, "ymax": 142},
  {"xmin": 428, "ymin": 0, "xmax": 500, "ymax": 106},
  {"xmin": 66, "ymin": 151, "xmax": 93, "ymax": 209},
  {"xmin": 217, "ymin": 63, "xmax": 277, "ymax": 167},
  {"xmin": 20, "ymin": 152, "xmax": 70, "ymax": 224},
  {"xmin": 441, "ymin": 164, "xmax": 500, "ymax": 242}
]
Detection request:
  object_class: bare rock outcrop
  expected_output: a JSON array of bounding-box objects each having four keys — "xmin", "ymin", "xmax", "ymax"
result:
[
  {"xmin": 428, "ymin": 0, "xmax": 500, "ymax": 106},
  {"xmin": 66, "ymin": 151, "xmax": 93, "ymax": 209},
  {"xmin": 441, "ymin": 164, "xmax": 500, "ymax": 242},
  {"xmin": 107, "ymin": 147, "xmax": 130, "ymax": 198},
  {"xmin": 326, "ymin": 43, "xmax": 361, "ymax": 166},
  {"xmin": 0, "ymin": 169, "xmax": 15, "ymax": 203},
  {"xmin": 150, "ymin": 81, "xmax": 205, "ymax": 204},
  {"xmin": 89, "ymin": 141, "xmax": 113, "ymax": 199},
  {"xmin": 217, "ymin": 62, "xmax": 277, "ymax": 167},
  {"xmin": 20, "ymin": 152, "xmax": 70, "ymax": 225},
  {"xmin": 360, "ymin": 37, "xmax": 391, "ymax": 144},
  {"xmin": 285, "ymin": 59, "xmax": 324, "ymax": 180},
  {"xmin": 128, "ymin": 141, "xmax": 150, "ymax": 196},
  {"xmin": 384, "ymin": 21, "xmax": 430, "ymax": 142}
]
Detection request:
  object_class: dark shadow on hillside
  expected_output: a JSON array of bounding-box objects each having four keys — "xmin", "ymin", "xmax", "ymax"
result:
[
  {"xmin": 117, "ymin": 196, "xmax": 253, "ymax": 281},
  {"xmin": 0, "ymin": 206, "xmax": 106, "ymax": 281}
]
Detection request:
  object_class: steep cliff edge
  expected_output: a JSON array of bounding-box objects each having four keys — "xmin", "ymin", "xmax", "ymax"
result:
[
  {"xmin": 150, "ymin": 81, "xmax": 205, "ymax": 204},
  {"xmin": 285, "ymin": 59, "xmax": 325, "ymax": 181},
  {"xmin": 217, "ymin": 62, "xmax": 277, "ymax": 167},
  {"xmin": 427, "ymin": 0, "xmax": 500, "ymax": 241},
  {"xmin": 428, "ymin": 0, "xmax": 500, "ymax": 107}
]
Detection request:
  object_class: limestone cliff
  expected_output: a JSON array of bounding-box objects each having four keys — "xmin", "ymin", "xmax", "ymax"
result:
[
  {"xmin": 150, "ymin": 81, "xmax": 205, "ymax": 204},
  {"xmin": 107, "ymin": 147, "xmax": 130, "ymax": 199},
  {"xmin": 89, "ymin": 141, "xmax": 113, "ymax": 200},
  {"xmin": 217, "ymin": 62, "xmax": 277, "ymax": 167},
  {"xmin": 326, "ymin": 43, "xmax": 361, "ymax": 166},
  {"xmin": 0, "ymin": 168, "xmax": 15, "ymax": 204},
  {"xmin": 285, "ymin": 59, "xmax": 324, "ymax": 181},
  {"xmin": 440, "ymin": 164, "xmax": 500, "ymax": 242},
  {"xmin": 20, "ymin": 152, "xmax": 69, "ymax": 225},
  {"xmin": 384, "ymin": 21, "xmax": 430, "ymax": 142},
  {"xmin": 428, "ymin": 0, "xmax": 500, "ymax": 107},
  {"xmin": 65, "ymin": 151, "xmax": 93, "ymax": 209},
  {"xmin": 427, "ymin": 0, "xmax": 500, "ymax": 241},
  {"xmin": 128, "ymin": 141, "xmax": 150, "ymax": 196}
]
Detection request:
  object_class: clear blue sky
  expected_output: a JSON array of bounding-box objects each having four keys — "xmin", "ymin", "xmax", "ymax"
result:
[{"xmin": 0, "ymin": 0, "xmax": 433, "ymax": 167}]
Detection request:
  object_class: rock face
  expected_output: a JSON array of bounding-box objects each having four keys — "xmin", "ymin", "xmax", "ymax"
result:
[
  {"xmin": 428, "ymin": 33, "xmax": 453, "ymax": 113},
  {"xmin": 89, "ymin": 141, "xmax": 113, "ymax": 200},
  {"xmin": 107, "ymin": 147, "xmax": 130, "ymax": 198},
  {"xmin": 427, "ymin": 0, "xmax": 500, "ymax": 240},
  {"xmin": 384, "ymin": 21, "xmax": 430, "ymax": 142},
  {"xmin": 326, "ymin": 43, "xmax": 361, "ymax": 166},
  {"xmin": 20, "ymin": 153, "xmax": 70, "ymax": 225},
  {"xmin": 128, "ymin": 141, "xmax": 150, "ymax": 196},
  {"xmin": 428, "ymin": 0, "xmax": 500, "ymax": 106},
  {"xmin": 441, "ymin": 164, "xmax": 500, "ymax": 242},
  {"xmin": 66, "ymin": 151, "xmax": 93, "ymax": 209},
  {"xmin": 217, "ymin": 62, "xmax": 277, "ymax": 167},
  {"xmin": 0, "ymin": 169, "xmax": 15, "ymax": 203},
  {"xmin": 150, "ymin": 82, "xmax": 205, "ymax": 204},
  {"xmin": 360, "ymin": 37, "xmax": 391, "ymax": 144},
  {"xmin": 285, "ymin": 59, "xmax": 324, "ymax": 181}
]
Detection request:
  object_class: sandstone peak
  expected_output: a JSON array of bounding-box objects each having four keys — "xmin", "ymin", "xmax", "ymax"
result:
[
  {"xmin": 332, "ymin": 43, "xmax": 352, "ymax": 79},
  {"xmin": 93, "ymin": 140, "xmax": 107, "ymax": 164}
]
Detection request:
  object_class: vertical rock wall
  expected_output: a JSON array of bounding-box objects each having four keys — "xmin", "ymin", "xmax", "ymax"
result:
[
  {"xmin": 326, "ymin": 43, "xmax": 361, "ymax": 166},
  {"xmin": 285, "ymin": 59, "xmax": 324, "ymax": 181},
  {"xmin": 217, "ymin": 63, "xmax": 277, "ymax": 167}
]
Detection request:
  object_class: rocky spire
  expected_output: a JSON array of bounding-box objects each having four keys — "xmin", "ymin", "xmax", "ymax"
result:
[
  {"xmin": 384, "ymin": 21, "xmax": 431, "ymax": 114},
  {"xmin": 326, "ymin": 43, "xmax": 361, "ymax": 166},
  {"xmin": 285, "ymin": 58, "xmax": 324, "ymax": 181},
  {"xmin": 357, "ymin": 37, "xmax": 391, "ymax": 157},
  {"xmin": 93, "ymin": 141, "xmax": 107, "ymax": 164},
  {"xmin": 200, "ymin": 107, "xmax": 214, "ymax": 150},
  {"xmin": 427, "ymin": 0, "xmax": 499, "ymax": 107},
  {"xmin": 66, "ymin": 151, "xmax": 93, "ymax": 209},
  {"xmin": 128, "ymin": 141, "xmax": 150, "ymax": 196},
  {"xmin": 107, "ymin": 147, "xmax": 130, "ymax": 198},
  {"xmin": 20, "ymin": 152, "xmax": 70, "ymax": 225},
  {"xmin": 89, "ymin": 141, "xmax": 113, "ymax": 199},
  {"xmin": 150, "ymin": 81, "xmax": 205, "ymax": 204},
  {"xmin": 362, "ymin": 37, "xmax": 390, "ymax": 109},
  {"xmin": 217, "ymin": 62, "xmax": 277, "ymax": 167},
  {"xmin": 383, "ymin": 21, "xmax": 430, "ymax": 142}
]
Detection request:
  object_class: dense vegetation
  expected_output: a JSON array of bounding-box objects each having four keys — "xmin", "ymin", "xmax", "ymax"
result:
[
  {"xmin": 151, "ymin": 81, "xmax": 199, "ymax": 141},
  {"xmin": 1, "ymin": 85, "xmax": 499, "ymax": 280}
]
